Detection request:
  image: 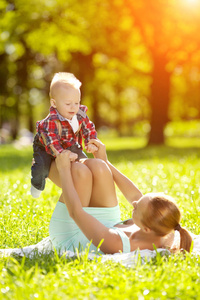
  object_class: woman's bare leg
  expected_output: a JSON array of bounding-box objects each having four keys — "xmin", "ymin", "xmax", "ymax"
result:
[
  {"xmin": 83, "ymin": 158, "xmax": 118, "ymax": 207},
  {"xmin": 48, "ymin": 161, "xmax": 92, "ymax": 207},
  {"xmin": 49, "ymin": 158, "xmax": 118, "ymax": 208},
  {"xmin": 48, "ymin": 160, "xmax": 62, "ymax": 188}
]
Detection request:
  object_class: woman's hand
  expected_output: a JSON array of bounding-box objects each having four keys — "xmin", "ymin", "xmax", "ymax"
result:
[
  {"xmin": 55, "ymin": 150, "xmax": 75, "ymax": 172},
  {"xmin": 87, "ymin": 139, "xmax": 108, "ymax": 161},
  {"xmin": 85, "ymin": 143, "xmax": 98, "ymax": 154}
]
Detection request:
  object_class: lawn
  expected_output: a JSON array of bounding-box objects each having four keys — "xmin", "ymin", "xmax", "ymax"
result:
[{"xmin": 0, "ymin": 137, "xmax": 200, "ymax": 300}]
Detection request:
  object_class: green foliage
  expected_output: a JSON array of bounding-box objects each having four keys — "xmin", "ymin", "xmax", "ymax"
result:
[
  {"xmin": 165, "ymin": 120, "xmax": 200, "ymax": 138},
  {"xmin": 0, "ymin": 138, "xmax": 200, "ymax": 299},
  {"xmin": 1, "ymin": 0, "xmax": 200, "ymax": 142}
]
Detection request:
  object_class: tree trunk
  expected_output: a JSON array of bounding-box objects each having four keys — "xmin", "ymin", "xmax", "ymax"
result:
[
  {"xmin": 70, "ymin": 52, "xmax": 101, "ymax": 129},
  {"xmin": 148, "ymin": 53, "xmax": 171, "ymax": 145},
  {"xmin": 0, "ymin": 54, "xmax": 9, "ymax": 128},
  {"xmin": 27, "ymin": 101, "xmax": 34, "ymax": 133},
  {"xmin": 11, "ymin": 102, "xmax": 20, "ymax": 140}
]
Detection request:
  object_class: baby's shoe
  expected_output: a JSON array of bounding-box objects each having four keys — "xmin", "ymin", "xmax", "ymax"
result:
[{"xmin": 30, "ymin": 185, "xmax": 42, "ymax": 198}]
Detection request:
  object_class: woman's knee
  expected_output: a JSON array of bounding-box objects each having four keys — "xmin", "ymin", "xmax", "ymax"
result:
[
  {"xmin": 71, "ymin": 162, "xmax": 92, "ymax": 182},
  {"xmin": 84, "ymin": 158, "xmax": 111, "ymax": 177}
]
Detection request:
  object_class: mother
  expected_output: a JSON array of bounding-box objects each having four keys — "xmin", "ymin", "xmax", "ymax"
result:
[{"xmin": 48, "ymin": 139, "xmax": 192, "ymax": 254}]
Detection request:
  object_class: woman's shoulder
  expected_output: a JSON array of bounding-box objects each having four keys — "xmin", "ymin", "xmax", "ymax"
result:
[{"xmin": 112, "ymin": 226, "xmax": 149, "ymax": 252}]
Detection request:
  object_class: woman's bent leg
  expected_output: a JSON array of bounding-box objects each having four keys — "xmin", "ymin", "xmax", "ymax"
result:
[
  {"xmin": 83, "ymin": 159, "xmax": 118, "ymax": 207},
  {"xmin": 48, "ymin": 158, "xmax": 118, "ymax": 207},
  {"xmin": 48, "ymin": 161, "xmax": 92, "ymax": 207},
  {"xmin": 48, "ymin": 160, "xmax": 61, "ymax": 188}
]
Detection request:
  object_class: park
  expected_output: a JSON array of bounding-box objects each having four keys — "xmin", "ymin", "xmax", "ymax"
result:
[{"xmin": 0, "ymin": 0, "xmax": 200, "ymax": 299}]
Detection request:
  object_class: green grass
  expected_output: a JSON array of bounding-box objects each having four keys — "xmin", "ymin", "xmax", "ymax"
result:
[{"xmin": 0, "ymin": 138, "xmax": 200, "ymax": 300}]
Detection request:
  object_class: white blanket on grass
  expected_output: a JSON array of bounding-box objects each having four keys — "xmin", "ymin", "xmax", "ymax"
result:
[{"xmin": 1, "ymin": 233, "xmax": 200, "ymax": 267}]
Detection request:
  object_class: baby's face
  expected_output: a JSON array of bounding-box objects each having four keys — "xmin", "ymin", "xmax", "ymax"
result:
[{"xmin": 51, "ymin": 85, "xmax": 80, "ymax": 120}]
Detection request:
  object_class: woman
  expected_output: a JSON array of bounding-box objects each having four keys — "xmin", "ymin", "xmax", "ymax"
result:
[{"xmin": 48, "ymin": 139, "xmax": 192, "ymax": 254}]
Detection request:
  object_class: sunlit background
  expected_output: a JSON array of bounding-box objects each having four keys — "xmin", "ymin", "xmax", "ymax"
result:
[{"xmin": 0, "ymin": 0, "xmax": 200, "ymax": 145}]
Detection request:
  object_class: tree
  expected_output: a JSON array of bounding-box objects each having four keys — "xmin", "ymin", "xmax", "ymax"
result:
[
  {"xmin": 0, "ymin": 0, "xmax": 91, "ymax": 138},
  {"xmin": 124, "ymin": 0, "xmax": 200, "ymax": 144},
  {"xmin": 1, "ymin": 0, "xmax": 200, "ymax": 143}
]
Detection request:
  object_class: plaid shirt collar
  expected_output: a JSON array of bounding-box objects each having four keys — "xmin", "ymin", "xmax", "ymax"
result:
[
  {"xmin": 56, "ymin": 110, "xmax": 68, "ymax": 122},
  {"xmin": 49, "ymin": 106, "xmax": 68, "ymax": 122}
]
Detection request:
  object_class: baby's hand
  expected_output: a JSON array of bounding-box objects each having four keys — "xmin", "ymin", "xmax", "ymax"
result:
[
  {"xmin": 55, "ymin": 150, "xmax": 71, "ymax": 171},
  {"xmin": 55, "ymin": 150, "xmax": 77, "ymax": 171},
  {"xmin": 85, "ymin": 143, "xmax": 98, "ymax": 154},
  {"xmin": 87, "ymin": 139, "xmax": 107, "ymax": 161}
]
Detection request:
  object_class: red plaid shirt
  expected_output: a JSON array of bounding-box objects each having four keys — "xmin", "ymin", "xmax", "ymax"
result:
[{"xmin": 36, "ymin": 105, "xmax": 97, "ymax": 157}]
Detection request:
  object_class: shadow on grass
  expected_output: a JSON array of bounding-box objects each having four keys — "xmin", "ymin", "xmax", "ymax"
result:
[
  {"xmin": 4, "ymin": 252, "xmax": 75, "ymax": 274},
  {"xmin": 0, "ymin": 145, "xmax": 33, "ymax": 171},
  {"xmin": 107, "ymin": 145, "xmax": 200, "ymax": 164},
  {"xmin": 4, "ymin": 249, "xmax": 172, "ymax": 273},
  {"xmin": 0, "ymin": 144, "xmax": 199, "ymax": 172}
]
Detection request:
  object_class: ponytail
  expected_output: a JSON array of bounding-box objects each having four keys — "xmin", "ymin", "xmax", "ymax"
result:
[
  {"xmin": 141, "ymin": 193, "xmax": 193, "ymax": 253},
  {"xmin": 179, "ymin": 227, "xmax": 193, "ymax": 252}
]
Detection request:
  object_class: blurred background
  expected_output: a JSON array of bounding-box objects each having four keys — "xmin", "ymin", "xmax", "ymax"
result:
[{"xmin": 0, "ymin": 0, "xmax": 200, "ymax": 146}]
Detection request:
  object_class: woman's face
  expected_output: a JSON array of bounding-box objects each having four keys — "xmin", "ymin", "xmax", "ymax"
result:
[{"xmin": 132, "ymin": 194, "xmax": 150, "ymax": 229}]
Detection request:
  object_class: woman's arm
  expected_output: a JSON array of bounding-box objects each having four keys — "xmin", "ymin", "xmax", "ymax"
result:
[
  {"xmin": 88, "ymin": 139, "xmax": 143, "ymax": 204},
  {"xmin": 106, "ymin": 161, "xmax": 143, "ymax": 204},
  {"xmin": 55, "ymin": 151, "xmax": 124, "ymax": 254}
]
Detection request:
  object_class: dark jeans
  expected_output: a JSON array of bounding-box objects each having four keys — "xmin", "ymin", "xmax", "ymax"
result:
[{"xmin": 31, "ymin": 134, "xmax": 87, "ymax": 192}]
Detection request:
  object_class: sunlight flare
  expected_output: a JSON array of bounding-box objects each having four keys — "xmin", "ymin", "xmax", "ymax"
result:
[{"xmin": 184, "ymin": 0, "xmax": 199, "ymax": 4}]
